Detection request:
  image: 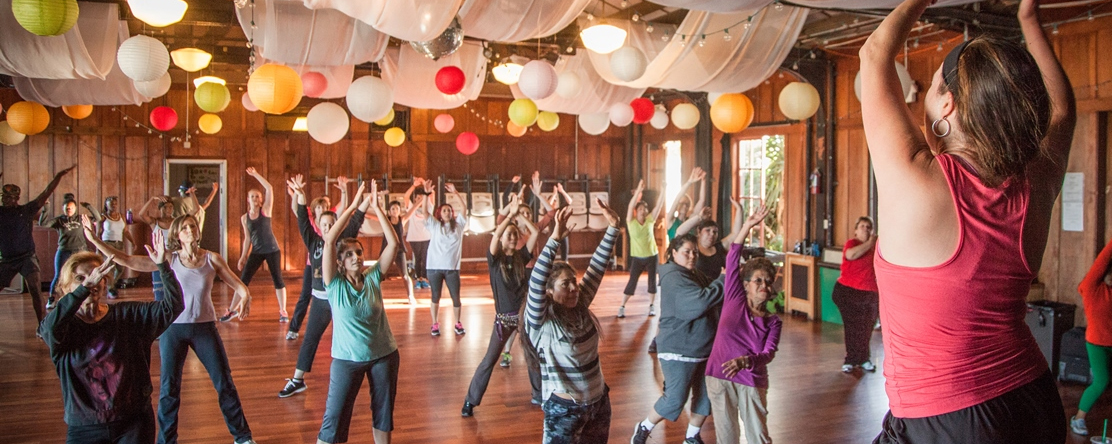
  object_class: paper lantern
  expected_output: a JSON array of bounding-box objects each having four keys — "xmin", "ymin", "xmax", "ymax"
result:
[
  {"xmin": 248, "ymin": 63, "xmax": 303, "ymax": 115},
  {"xmin": 707, "ymin": 92, "xmax": 725, "ymax": 106},
  {"xmin": 197, "ymin": 113, "xmax": 222, "ymax": 134},
  {"xmin": 578, "ymin": 112, "xmax": 610, "ymax": 136},
  {"xmin": 134, "ymin": 72, "xmax": 171, "ymax": 98},
  {"xmin": 671, "ymin": 103, "xmax": 700, "ymax": 130},
  {"xmin": 374, "ymin": 109, "xmax": 395, "ymax": 126},
  {"xmin": 556, "ymin": 72, "xmax": 582, "ymax": 99},
  {"xmin": 537, "ymin": 111, "xmax": 559, "ymax": 132},
  {"xmin": 650, "ymin": 105, "xmax": 669, "ymax": 129},
  {"xmin": 301, "ymin": 71, "xmax": 328, "ymax": 98},
  {"xmin": 506, "ymin": 121, "xmax": 526, "ymax": 137},
  {"xmin": 0, "ymin": 122, "xmax": 27, "ymax": 146},
  {"xmin": 384, "ymin": 127, "xmax": 406, "ymax": 147},
  {"xmin": 854, "ymin": 62, "xmax": 913, "ymax": 102},
  {"xmin": 149, "ymin": 106, "xmax": 177, "ymax": 131},
  {"xmin": 630, "ymin": 98, "xmax": 654, "ymax": 124},
  {"xmin": 434, "ymin": 113, "xmax": 454, "ymax": 133},
  {"xmin": 456, "ymin": 132, "xmax": 479, "ymax": 155},
  {"xmin": 12, "ymin": 0, "xmax": 78, "ymax": 36},
  {"xmin": 170, "ymin": 48, "xmax": 211, "ymax": 72},
  {"xmin": 241, "ymin": 93, "xmax": 258, "ymax": 112},
  {"xmin": 346, "ymin": 76, "xmax": 393, "ymax": 123},
  {"xmin": 610, "ymin": 46, "xmax": 647, "ymax": 82},
  {"xmin": 609, "ymin": 103, "xmax": 633, "ymax": 127},
  {"xmin": 518, "ymin": 61, "xmax": 558, "ymax": 100},
  {"xmin": 508, "ymin": 98, "xmax": 538, "ymax": 127},
  {"xmin": 62, "ymin": 104, "xmax": 93, "ymax": 120},
  {"xmin": 117, "ymin": 35, "xmax": 170, "ymax": 82},
  {"xmin": 710, "ymin": 93, "xmax": 754, "ymax": 133},
  {"xmin": 778, "ymin": 82, "xmax": 821, "ymax": 121},
  {"xmin": 435, "ymin": 66, "xmax": 466, "ymax": 95},
  {"xmin": 6, "ymin": 101, "xmax": 50, "ymax": 135},
  {"xmin": 306, "ymin": 102, "xmax": 348, "ymax": 144},
  {"xmin": 194, "ymin": 82, "xmax": 230, "ymax": 113},
  {"xmin": 127, "ymin": 0, "xmax": 187, "ymax": 27}
]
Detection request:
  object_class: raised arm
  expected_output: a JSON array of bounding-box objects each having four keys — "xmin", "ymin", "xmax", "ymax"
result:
[
  {"xmin": 246, "ymin": 167, "xmax": 274, "ymax": 215},
  {"xmin": 136, "ymin": 197, "xmax": 160, "ymax": 225},
  {"xmin": 136, "ymin": 230, "xmax": 186, "ymax": 336},
  {"xmin": 445, "ymin": 183, "xmax": 465, "ymax": 217},
  {"xmin": 323, "ymin": 182, "xmax": 366, "ymax": 285},
  {"xmin": 288, "ymin": 175, "xmax": 318, "ymax": 247},
  {"xmin": 38, "ymin": 256, "xmax": 116, "ymax": 348},
  {"xmin": 579, "ymin": 200, "xmax": 621, "ymax": 306},
  {"xmin": 845, "ymin": 235, "xmax": 878, "ymax": 260},
  {"xmin": 32, "ymin": 166, "xmax": 75, "ymax": 208},
  {"xmin": 1019, "ymin": 0, "xmax": 1075, "ymax": 170},
  {"xmin": 555, "ymin": 183, "xmax": 573, "ymax": 210},
  {"xmin": 531, "ymin": 171, "xmax": 554, "ymax": 213},
  {"xmin": 81, "ymin": 215, "xmax": 157, "ymax": 272},
  {"xmin": 675, "ymin": 207, "xmax": 709, "ymax": 237},
  {"xmin": 369, "ymin": 182, "xmax": 399, "ymax": 274},
  {"xmin": 517, "ymin": 205, "xmax": 541, "ymax": 254},
  {"xmin": 1081, "ymin": 238, "xmax": 1112, "ymax": 297},
  {"xmin": 490, "ymin": 194, "xmax": 521, "ymax": 256},
  {"xmin": 627, "ymin": 179, "xmax": 645, "ymax": 222},
  {"xmin": 38, "ymin": 205, "xmax": 54, "ymax": 227},
  {"xmin": 199, "ymin": 183, "xmax": 219, "ymax": 211},
  {"xmin": 526, "ymin": 208, "xmax": 573, "ymax": 332},
  {"xmin": 502, "ymin": 175, "xmax": 521, "ymax": 206},
  {"xmin": 731, "ymin": 205, "xmax": 769, "ymax": 246},
  {"xmin": 665, "ymin": 167, "xmax": 705, "ymax": 227},
  {"xmin": 210, "ymin": 252, "xmax": 251, "ymax": 320},
  {"xmin": 333, "ymin": 176, "xmax": 350, "ymax": 211},
  {"xmin": 648, "ymin": 185, "xmax": 668, "ymax": 222},
  {"xmin": 81, "ymin": 201, "xmax": 103, "ymax": 222},
  {"xmin": 691, "ymin": 176, "xmax": 707, "ymax": 216}
]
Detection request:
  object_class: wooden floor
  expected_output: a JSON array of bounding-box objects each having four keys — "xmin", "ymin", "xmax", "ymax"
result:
[{"xmin": 0, "ymin": 273, "xmax": 1104, "ymax": 443}]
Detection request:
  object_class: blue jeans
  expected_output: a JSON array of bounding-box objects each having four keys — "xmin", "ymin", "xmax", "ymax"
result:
[
  {"xmin": 542, "ymin": 387, "xmax": 611, "ymax": 444},
  {"xmin": 51, "ymin": 249, "xmax": 78, "ymax": 297},
  {"xmin": 151, "ymin": 271, "xmax": 163, "ymax": 301}
]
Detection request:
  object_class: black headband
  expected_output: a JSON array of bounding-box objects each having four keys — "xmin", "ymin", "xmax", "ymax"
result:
[{"xmin": 942, "ymin": 40, "xmax": 971, "ymax": 87}]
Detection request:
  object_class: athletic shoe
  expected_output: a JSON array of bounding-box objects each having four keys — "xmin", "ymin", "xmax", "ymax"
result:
[
  {"xmin": 454, "ymin": 322, "xmax": 466, "ymax": 335},
  {"xmin": 617, "ymin": 306, "xmax": 626, "ymax": 318},
  {"xmin": 648, "ymin": 304, "xmax": 655, "ymax": 316},
  {"xmin": 461, "ymin": 401, "xmax": 475, "ymax": 417},
  {"xmin": 278, "ymin": 315, "xmax": 289, "ymax": 323},
  {"xmin": 683, "ymin": 434, "xmax": 705, "ymax": 444},
  {"xmin": 219, "ymin": 311, "xmax": 238, "ymax": 322},
  {"xmin": 531, "ymin": 398, "xmax": 542, "ymax": 406},
  {"xmin": 1071, "ymin": 416, "xmax": 1089, "ymax": 436},
  {"xmin": 285, "ymin": 331, "xmax": 299, "ymax": 341},
  {"xmin": 500, "ymin": 352, "xmax": 512, "ymax": 368},
  {"xmin": 631, "ymin": 423, "xmax": 652, "ymax": 444},
  {"xmin": 45, "ymin": 296, "xmax": 56, "ymax": 310},
  {"xmin": 841, "ymin": 364, "xmax": 854, "ymax": 373},
  {"xmin": 431, "ymin": 323, "xmax": 441, "ymax": 336},
  {"xmin": 278, "ymin": 379, "xmax": 306, "ymax": 398},
  {"xmin": 234, "ymin": 440, "xmax": 258, "ymax": 444},
  {"xmin": 861, "ymin": 361, "xmax": 877, "ymax": 372}
]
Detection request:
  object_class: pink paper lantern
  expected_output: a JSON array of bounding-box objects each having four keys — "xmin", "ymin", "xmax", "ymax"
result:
[
  {"xmin": 456, "ymin": 132, "xmax": 479, "ymax": 155},
  {"xmin": 301, "ymin": 71, "xmax": 328, "ymax": 98},
  {"xmin": 434, "ymin": 113, "xmax": 455, "ymax": 133},
  {"xmin": 631, "ymin": 98, "xmax": 654, "ymax": 124},
  {"xmin": 241, "ymin": 93, "xmax": 258, "ymax": 112},
  {"xmin": 150, "ymin": 106, "xmax": 178, "ymax": 131},
  {"xmin": 435, "ymin": 66, "xmax": 466, "ymax": 95}
]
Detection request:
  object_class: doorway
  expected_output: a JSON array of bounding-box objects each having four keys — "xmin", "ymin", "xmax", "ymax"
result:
[{"xmin": 165, "ymin": 160, "xmax": 227, "ymax": 258}]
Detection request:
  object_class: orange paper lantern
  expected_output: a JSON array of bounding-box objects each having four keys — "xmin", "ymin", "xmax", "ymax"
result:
[
  {"xmin": 62, "ymin": 104, "xmax": 93, "ymax": 120},
  {"xmin": 506, "ymin": 121, "xmax": 526, "ymax": 137},
  {"xmin": 247, "ymin": 64, "xmax": 303, "ymax": 114},
  {"xmin": 709, "ymin": 93, "xmax": 754, "ymax": 133},
  {"xmin": 7, "ymin": 101, "xmax": 51, "ymax": 135}
]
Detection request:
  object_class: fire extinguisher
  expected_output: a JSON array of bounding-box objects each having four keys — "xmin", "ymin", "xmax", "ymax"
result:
[{"xmin": 809, "ymin": 168, "xmax": 821, "ymax": 195}]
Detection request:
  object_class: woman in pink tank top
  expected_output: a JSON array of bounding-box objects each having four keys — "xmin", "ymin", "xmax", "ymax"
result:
[{"xmin": 860, "ymin": 0, "xmax": 1075, "ymax": 442}]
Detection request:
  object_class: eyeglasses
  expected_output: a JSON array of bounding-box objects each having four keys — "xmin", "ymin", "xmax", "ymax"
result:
[{"xmin": 746, "ymin": 278, "xmax": 774, "ymax": 286}]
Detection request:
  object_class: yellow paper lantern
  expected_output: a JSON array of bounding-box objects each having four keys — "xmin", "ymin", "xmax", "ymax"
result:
[
  {"xmin": 247, "ymin": 64, "xmax": 303, "ymax": 115},
  {"xmin": 709, "ymin": 93, "xmax": 754, "ymax": 133},
  {"xmin": 12, "ymin": 0, "xmax": 79, "ymax": 36},
  {"xmin": 374, "ymin": 109, "xmax": 395, "ymax": 126},
  {"xmin": 384, "ymin": 127, "xmax": 406, "ymax": 147},
  {"xmin": 506, "ymin": 121, "xmax": 526, "ymax": 137},
  {"xmin": 508, "ymin": 98, "xmax": 538, "ymax": 127},
  {"xmin": 536, "ymin": 111, "xmax": 559, "ymax": 132},
  {"xmin": 195, "ymin": 82, "xmax": 231, "ymax": 113},
  {"xmin": 198, "ymin": 114, "xmax": 222, "ymax": 134},
  {"xmin": 7, "ymin": 101, "xmax": 50, "ymax": 135},
  {"xmin": 670, "ymin": 103, "xmax": 700, "ymax": 130},
  {"xmin": 62, "ymin": 104, "xmax": 93, "ymax": 120},
  {"xmin": 778, "ymin": 82, "xmax": 821, "ymax": 121},
  {"xmin": 0, "ymin": 122, "xmax": 27, "ymax": 146}
]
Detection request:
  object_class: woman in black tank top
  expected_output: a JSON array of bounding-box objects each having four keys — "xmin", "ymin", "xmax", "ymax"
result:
[{"xmin": 237, "ymin": 167, "xmax": 288, "ymax": 325}]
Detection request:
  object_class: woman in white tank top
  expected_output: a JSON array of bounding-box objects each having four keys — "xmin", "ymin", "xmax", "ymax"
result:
[
  {"xmin": 137, "ymin": 196, "xmax": 176, "ymax": 301},
  {"xmin": 82, "ymin": 196, "xmax": 131, "ymax": 298}
]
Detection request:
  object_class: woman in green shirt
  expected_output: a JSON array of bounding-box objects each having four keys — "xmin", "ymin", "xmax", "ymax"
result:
[{"xmin": 620, "ymin": 179, "xmax": 666, "ymax": 318}]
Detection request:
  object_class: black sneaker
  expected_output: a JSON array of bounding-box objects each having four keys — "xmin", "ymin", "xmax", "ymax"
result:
[
  {"xmin": 461, "ymin": 401, "xmax": 475, "ymax": 417},
  {"xmin": 631, "ymin": 423, "xmax": 652, "ymax": 444},
  {"xmin": 278, "ymin": 379, "xmax": 306, "ymax": 398},
  {"xmin": 683, "ymin": 434, "xmax": 705, "ymax": 444},
  {"xmin": 45, "ymin": 296, "xmax": 56, "ymax": 310}
]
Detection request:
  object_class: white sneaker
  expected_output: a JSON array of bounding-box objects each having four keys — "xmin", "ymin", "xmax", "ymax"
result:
[
  {"xmin": 860, "ymin": 361, "xmax": 876, "ymax": 372},
  {"xmin": 841, "ymin": 364, "xmax": 854, "ymax": 373},
  {"xmin": 648, "ymin": 304, "xmax": 655, "ymax": 316},
  {"xmin": 235, "ymin": 440, "xmax": 258, "ymax": 444},
  {"xmin": 1071, "ymin": 416, "xmax": 1089, "ymax": 436},
  {"xmin": 617, "ymin": 306, "xmax": 626, "ymax": 318},
  {"xmin": 285, "ymin": 331, "xmax": 298, "ymax": 340}
]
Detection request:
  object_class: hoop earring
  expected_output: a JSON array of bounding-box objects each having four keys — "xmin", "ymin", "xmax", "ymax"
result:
[{"xmin": 931, "ymin": 118, "xmax": 951, "ymax": 138}]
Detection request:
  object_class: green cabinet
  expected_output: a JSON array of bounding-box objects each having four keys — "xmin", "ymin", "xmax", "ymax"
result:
[{"xmin": 819, "ymin": 264, "xmax": 843, "ymax": 325}]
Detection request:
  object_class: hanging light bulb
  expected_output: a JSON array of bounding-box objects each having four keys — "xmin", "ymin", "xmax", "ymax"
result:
[
  {"xmin": 774, "ymin": 1, "xmax": 783, "ymax": 11},
  {"xmin": 171, "ymin": 48, "xmax": 212, "ymax": 72},
  {"xmin": 661, "ymin": 31, "xmax": 669, "ymax": 42},
  {"xmin": 646, "ymin": 24, "xmax": 654, "ymax": 33},
  {"xmin": 723, "ymin": 29, "xmax": 731, "ymax": 41},
  {"xmin": 632, "ymin": 13, "xmax": 639, "ymax": 22},
  {"xmin": 937, "ymin": 42, "xmax": 944, "ymax": 51},
  {"xmin": 698, "ymin": 35, "xmax": 706, "ymax": 47},
  {"xmin": 679, "ymin": 35, "xmax": 686, "ymax": 47},
  {"xmin": 492, "ymin": 56, "xmax": 526, "ymax": 85},
  {"xmin": 580, "ymin": 22, "xmax": 627, "ymax": 54},
  {"xmin": 1051, "ymin": 24, "xmax": 1059, "ymax": 35}
]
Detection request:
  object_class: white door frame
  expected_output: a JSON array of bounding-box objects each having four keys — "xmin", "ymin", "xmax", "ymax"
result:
[{"xmin": 164, "ymin": 159, "xmax": 228, "ymax": 259}]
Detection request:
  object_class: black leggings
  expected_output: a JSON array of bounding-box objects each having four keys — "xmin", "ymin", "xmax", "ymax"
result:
[
  {"xmin": 296, "ymin": 297, "xmax": 332, "ymax": 372},
  {"xmin": 428, "ymin": 269, "xmax": 461, "ymax": 307},
  {"xmin": 240, "ymin": 250, "xmax": 285, "ymax": 289},
  {"xmin": 380, "ymin": 240, "xmax": 408, "ymax": 279},
  {"xmin": 410, "ymin": 241, "xmax": 429, "ymax": 279},
  {"xmin": 288, "ymin": 266, "xmax": 314, "ymax": 334},
  {"xmin": 66, "ymin": 406, "xmax": 155, "ymax": 444},
  {"xmin": 623, "ymin": 256, "xmax": 657, "ymax": 296},
  {"xmin": 831, "ymin": 282, "xmax": 879, "ymax": 366}
]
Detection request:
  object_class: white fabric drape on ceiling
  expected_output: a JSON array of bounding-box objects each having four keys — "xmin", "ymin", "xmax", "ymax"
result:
[
  {"xmin": 236, "ymin": 0, "xmax": 387, "ymax": 66},
  {"xmin": 0, "ymin": 1, "xmax": 118, "ymax": 80},
  {"xmin": 301, "ymin": 0, "xmax": 461, "ymax": 43},
  {"xmin": 459, "ymin": 0, "xmax": 592, "ymax": 42},
  {"xmin": 380, "ymin": 41, "xmax": 488, "ymax": 110},
  {"xmin": 251, "ymin": 51, "xmax": 355, "ymax": 99},
  {"xmin": 587, "ymin": 5, "xmax": 807, "ymax": 93},
  {"xmin": 649, "ymin": 0, "xmax": 977, "ymax": 13},
  {"xmin": 13, "ymin": 21, "xmax": 150, "ymax": 106},
  {"xmin": 510, "ymin": 54, "xmax": 646, "ymax": 115}
]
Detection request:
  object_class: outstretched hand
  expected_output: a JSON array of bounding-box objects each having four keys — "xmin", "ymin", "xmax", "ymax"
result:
[
  {"xmin": 246, "ymin": 167, "xmax": 260, "ymax": 177},
  {"xmin": 146, "ymin": 230, "xmax": 167, "ymax": 264},
  {"xmin": 80, "ymin": 214, "xmax": 97, "ymax": 239},
  {"xmin": 81, "ymin": 256, "xmax": 116, "ymax": 288},
  {"xmin": 287, "ymin": 174, "xmax": 306, "ymax": 196},
  {"xmin": 687, "ymin": 167, "xmax": 706, "ymax": 184},
  {"xmin": 551, "ymin": 207, "xmax": 574, "ymax": 240},
  {"xmin": 745, "ymin": 205, "xmax": 770, "ymax": 228},
  {"xmin": 597, "ymin": 198, "xmax": 620, "ymax": 227},
  {"xmin": 506, "ymin": 193, "xmax": 521, "ymax": 216}
]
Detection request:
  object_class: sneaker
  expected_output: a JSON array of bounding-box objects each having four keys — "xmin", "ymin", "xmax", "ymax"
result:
[
  {"xmin": 500, "ymin": 352, "xmax": 512, "ymax": 368},
  {"xmin": 461, "ymin": 401, "xmax": 475, "ymax": 417},
  {"xmin": 278, "ymin": 315, "xmax": 289, "ymax": 323},
  {"xmin": 219, "ymin": 311, "xmax": 238, "ymax": 322},
  {"xmin": 618, "ymin": 306, "xmax": 626, "ymax": 318},
  {"xmin": 861, "ymin": 361, "xmax": 877, "ymax": 372},
  {"xmin": 45, "ymin": 296, "xmax": 56, "ymax": 310},
  {"xmin": 1071, "ymin": 416, "xmax": 1089, "ymax": 436},
  {"xmin": 531, "ymin": 397, "xmax": 542, "ymax": 406},
  {"xmin": 234, "ymin": 440, "xmax": 258, "ymax": 444},
  {"xmin": 631, "ymin": 423, "xmax": 652, "ymax": 444},
  {"xmin": 431, "ymin": 323, "xmax": 441, "ymax": 336},
  {"xmin": 285, "ymin": 331, "xmax": 299, "ymax": 340},
  {"xmin": 278, "ymin": 378, "xmax": 306, "ymax": 398},
  {"xmin": 454, "ymin": 322, "xmax": 466, "ymax": 335},
  {"xmin": 841, "ymin": 364, "xmax": 854, "ymax": 373},
  {"xmin": 648, "ymin": 304, "xmax": 655, "ymax": 316},
  {"xmin": 683, "ymin": 434, "xmax": 705, "ymax": 444}
]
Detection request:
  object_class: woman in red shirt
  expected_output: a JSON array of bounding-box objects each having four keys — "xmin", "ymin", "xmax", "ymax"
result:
[
  {"xmin": 1071, "ymin": 238, "xmax": 1112, "ymax": 436},
  {"xmin": 832, "ymin": 216, "xmax": 878, "ymax": 373}
]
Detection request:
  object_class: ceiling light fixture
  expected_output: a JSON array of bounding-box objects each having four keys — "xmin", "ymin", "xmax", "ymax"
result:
[
  {"xmin": 171, "ymin": 48, "xmax": 212, "ymax": 72},
  {"xmin": 128, "ymin": 0, "xmax": 188, "ymax": 28},
  {"xmin": 292, "ymin": 116, "xmax": 308, "ymax": 131},
  {"xmin": 193, "ymin": 75, "xmax": 225, "ymax": 88},
  {"xmin": 580, "ymin": 1, "xmax": 627, "ymax": 54},
  {"xmin": 492, "ymin": 57, "xmax": 527, "ymax": 85}
]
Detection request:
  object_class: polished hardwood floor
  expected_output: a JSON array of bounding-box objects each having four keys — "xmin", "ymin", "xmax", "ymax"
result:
[{"xmin": 0, "ymin": 273, "xmax": 1103, "ymax": 443}]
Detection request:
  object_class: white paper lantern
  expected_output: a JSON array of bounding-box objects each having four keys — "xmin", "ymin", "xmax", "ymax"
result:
[
  {"xmin": 117, "ymin": 35, "xmax": 170, "ymax": 82},
  {"xmin": 518, "ymin": 61, "xmax": 558, "ymax": 100},
  {"xmin": 609, "ymin": 46, "xmax": 647, "ymax": 82},
  {"xmin": 556, "ymin": 72, "xmax": 582, "ymax": 99},
  {"xmin": 241, "ymin": 93, "xmax": 258, "ymax": 112},
  {"xmin": 650, "ymin": 105, "xmax": 669, "ymax": 129},
  {"xmin": 346, "ymin": 76, "xmax": 394, "ymax": 123},
  {"xmin": 854, "ymin": 62, "xmax": 913, "ymax": 102},
  {"xmin": 307, "ymin": 102, "xmax": 349, "ymax": 144},
  {"xmin": 609, "ymin": 103, "xmax": 634, "ymax": 127},
  {"xmin": 0, "ymin": 121, "xmax": 27, "ymax": 146},
  {"xmin": 778, "ymin": 82, "xmax": 821, "ymax": 121},
  {"xmin": 578, "ymin": 112, "xmax": 610, "ymax": 135},
  {"xmin": 134, "ymin": 72, "xmax": 171, "ymax": 98},
  {"xmin": 671, "ymin": 103, "xmax": 700, "ymax": 130}
]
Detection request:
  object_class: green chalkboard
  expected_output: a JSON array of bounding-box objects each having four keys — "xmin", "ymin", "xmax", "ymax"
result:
[{"xmin": 819, "ymin": 265, "xmax": 843, "ymax": 325}]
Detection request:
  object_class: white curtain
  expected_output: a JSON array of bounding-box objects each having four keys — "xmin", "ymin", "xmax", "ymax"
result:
[
  {"xmin": 13, "ymin": 21, "xmax": 150, "ymax": 106},
  {"xmin": 380, "ymin": 41, "xmax": 487, "ymax": 110},
  {"xmin": 235, "ymin": 0, "xmax": 387, "ymax": 67},
  {"xmin": 649, "ymin": 0, "xmax": 977, "ymax": 13},
  {"xmin": 0, "ymin": 1, "xmax": 118, "ymax": 80},
  {"xmin": 301, "ymin": 0, "xmax": 461, "ymax": 43},
  {"xmin": 587, "ymin": 5, "xmax": 807, "ymax": 93},
  {"xmin": 459, "ymin": 0, "xmax": 592, "ymax": 42},
  {"xmin": 510, "ymin": 54, "xmax": 645, "ymax": 115}
]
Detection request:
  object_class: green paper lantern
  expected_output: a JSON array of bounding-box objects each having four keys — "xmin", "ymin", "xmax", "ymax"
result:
[
  {"xmin": 508, "ymin": 98, "xmax": 538, "ymax": 127},
  {"xmin": 12, "ymin": 0, "xmax": 79, "ymax": 36},
  {"xmin": 537, "ymin": 111, "xmax": 560, "ymax": 132},
  {"xmin": 194, "ymin": 82, "xmax": 231, "ymax": 113}
]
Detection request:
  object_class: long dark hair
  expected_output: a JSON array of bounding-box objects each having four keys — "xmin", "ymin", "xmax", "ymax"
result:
[
  {"xmin": 494, "ymin": 223, "xmax": 526, "ymax": 286},
  {"xmin": 436, "ymin": 203, "xmax": 460, "ymax": 233},
  {"xmin": 517, "ymin": 262, "xmax": 602, "ymax": 368},
  {"xmin": 666, "ymin": 233, "xmax": 698, "ymax": 262}
]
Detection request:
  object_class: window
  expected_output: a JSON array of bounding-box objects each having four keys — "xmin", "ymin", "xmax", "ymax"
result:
[{"xmin": 736, "ymin": 135, "xmax": 785, "ymax": 250}]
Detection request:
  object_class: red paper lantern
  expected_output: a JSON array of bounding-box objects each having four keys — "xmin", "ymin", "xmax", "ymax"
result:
[
  {"xmin": 301, "ymin": 71, "xmax": 328, "ymax": 98},
  {"xmin": 435, "ymin": 66, "xmax": 466, "ymax": 95},
  {"xmin": 150, "ymin": 106, "xmax": 178, "ymax": 131},
  {"xmin": 456, "ymin": 132, "xmax": 479, "ymax": 155},
  {"xmin": 631, "ymin": 98, "xmax": 655, "ymax": 124}
]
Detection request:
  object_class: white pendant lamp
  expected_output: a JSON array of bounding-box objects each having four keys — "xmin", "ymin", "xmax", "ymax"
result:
[
  {"xmin": 127, "ymin": 0, "xmax": 188, "ymax": 28},
  {"xmin": 580, "ymin": 22, "xmax": 627, "ymax": 54},
  {"xmin": 193, "ymin": 75, "xmax": 225, "ymax": 88},
  {"xmin": 171, "ymin": 48, "xmax": 212, "ymax": 72},
  {"xmin": 492, "ymin": 61, "xmax": 524, "ymax": 85}
]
